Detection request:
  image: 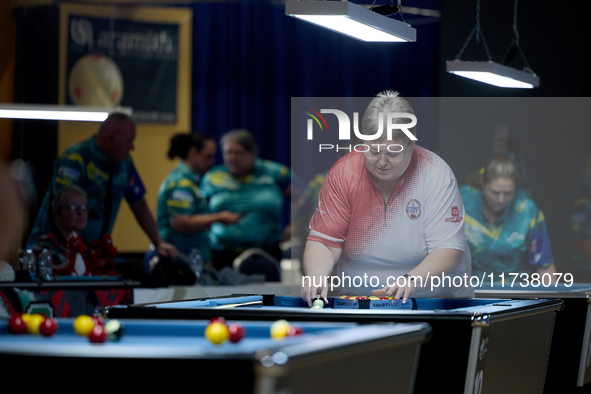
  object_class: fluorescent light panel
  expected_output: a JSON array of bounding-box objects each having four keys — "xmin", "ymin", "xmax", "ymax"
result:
[
  {"xmin": 0, "ymin": 104, "xmax": 133, "ymax": 121},
  {"xmin": 446, "ymin": 61, "xmax": 540, "ymax": 89},
  {"xmin": 285, "ymin": 0, "xmax": 416, "ymax": 42}
]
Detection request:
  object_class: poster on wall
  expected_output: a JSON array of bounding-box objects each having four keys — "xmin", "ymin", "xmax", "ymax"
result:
[{"xmin": 65, "ymin": 14, "xmax": 179, "ymax": 124}]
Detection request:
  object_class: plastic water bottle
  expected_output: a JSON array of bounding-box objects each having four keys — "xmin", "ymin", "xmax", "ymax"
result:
[
  {"xmin": 38, "ymin": 249, "xmax": 54, "ymax": 281},
  {"xmin": 189, "ymin": 248, "xmax": 204, "ymax": 283},
  {"xmin": 20, "ymin": 249, "xmax": 36, "ymax": 277}
]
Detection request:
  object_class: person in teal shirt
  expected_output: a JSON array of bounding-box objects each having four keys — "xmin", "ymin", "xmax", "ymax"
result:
[
  {"xmin": 157, "ymin": 132, "xmax": 240, "ymax": 263},
  {"xmin": 460, "ymin": 157, "xmax": 557, "ymax": 280},
  {"xmin": 569, "ymin": 152, "xmax": 591, "ymax": 281},
  {"xmin": 201, "ymin": 129, "xmax": 291, "ymax": 270},
  {"xmin": 26, "ymin": 113, "xmax": 177, "ymax": 259}
]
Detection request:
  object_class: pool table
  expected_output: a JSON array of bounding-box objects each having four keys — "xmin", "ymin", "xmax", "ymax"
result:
[
  {"xmin": 0, "ymin": 317, "xmax": 429, "ymax": 393},
  {"xmin": 475, "ymin": 282, "xmax": 591, "ymax": 394},
  {"xmin": 106, "ymin": 295, "xmax": 563, "ymax": 394}
]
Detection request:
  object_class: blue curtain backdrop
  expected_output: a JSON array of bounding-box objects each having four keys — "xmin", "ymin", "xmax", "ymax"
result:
[{"xmin": 185, "ymin": 1, "xmax": 440, "ymax": 168}]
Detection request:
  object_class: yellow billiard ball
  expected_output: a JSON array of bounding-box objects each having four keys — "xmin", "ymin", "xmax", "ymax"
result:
[
  {"xmin": 73, "ymin": 315, "xmax": 95, "ymax": 336},
  {"xmin": 270, "ymin": 320, "xmax": 291, "ymax": 340},
  {"xmin": 205, "ymin": 322, "xmax": 230, "ymax": 345},
  {"xmin": 26, "ymin": 314, "xmax": 45, "ymax": 334}
]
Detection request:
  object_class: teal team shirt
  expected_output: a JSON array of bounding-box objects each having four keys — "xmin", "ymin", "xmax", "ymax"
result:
[
  {"xmin": 26, "ymin": 136, "xmax": 145, "ymax": 248},
  {"xmin": 157, "ymin": 162, "xmax": 211, "ymax": 261},
  {"xmin": 201, "ymin": 158, "xmax": 291, "ymax": 253},
  {"xmin": 460, "ymin": 185, "xmax": 554, "ymax": 277},
  {"xmin": 569, "ymin": 179, "xmax": 591, "ymax": 272}
]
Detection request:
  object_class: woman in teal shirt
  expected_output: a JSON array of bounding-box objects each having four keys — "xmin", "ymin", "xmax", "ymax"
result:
[
  {"xmin": 157, "ymin": 132, "xmax": 240, "ymax": 263},
  {"xmin": 460, "ymin": 157, "xmax": 557, "ymax": 280},
  {"xmin": 201, "ymin": 129, "xmax": 291, "ymax": 270}
]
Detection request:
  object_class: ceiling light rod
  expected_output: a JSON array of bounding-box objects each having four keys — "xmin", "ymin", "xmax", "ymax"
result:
[
  {"xmin": 285, "ymin": 0, "xmax": 416, "ymax": 42},
  {"xmin": 446, "ymin": 0, "xmax": 539, "ymax": 89},
  {"xmin": 0, "ymin": 104, "xmax": 133, "ymax": 122}
]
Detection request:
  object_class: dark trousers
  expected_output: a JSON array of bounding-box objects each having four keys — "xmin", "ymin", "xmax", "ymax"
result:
[{"xmin": 211, "ymin": 245, "xmax": 283, "ymax": 271}]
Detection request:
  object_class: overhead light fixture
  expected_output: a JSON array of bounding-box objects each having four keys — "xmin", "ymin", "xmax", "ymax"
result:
[
  {"xmin": 0, "ymin": 104, "xmax": 133, "ymax": 122},
  {"xmin": 285, "ymin": 0, "xmax": 416, "ymax": 42},
  {"xmin": 446, "ymin": 0, "xmax": 539, "ymax": 89},
  {"xmin": 446, "ymin": 60, "xmax": 539, "ymax": 88}
]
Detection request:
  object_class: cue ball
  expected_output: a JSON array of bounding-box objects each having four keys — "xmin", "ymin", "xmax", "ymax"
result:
[
  {"xmin": 73, "ymin": 315, "xmax": 95, "ymax": 336},
  {"xmin": 312, "ymin": 300, "xmax": 324, "ymax": 308},
  {"xmin": 270, "ymin": 320, "xmax": 291, "ymax": 340},
  {"xmin": 205, "ymin": 322, "xmax": 230, "ymax": 345},
  {"xmin": 104, "ymin": 319, "xmax": 125, "ymax": 341}
]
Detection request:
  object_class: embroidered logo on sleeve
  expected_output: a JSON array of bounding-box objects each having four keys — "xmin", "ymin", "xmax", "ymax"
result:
[
  {"xmin": 316, "ymin": 198, "xmax": 326, "ymax": 215},
  {"xmin": 172, "ymin": 190, "xmax": 195, "ymax": 203},
  {"xmin": 57, "ymin": 166, "xmax": 81, "ymax": 181},
  {"xmin": 406, "ymin": 199, "xmax": 421, "ymax": 220},
  {"xmin": 444, "ymin": 206, "xmax": 463, "ymax": 223}
]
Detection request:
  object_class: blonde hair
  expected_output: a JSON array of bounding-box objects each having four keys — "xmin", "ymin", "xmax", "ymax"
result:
[
  {"xmin": 467, "ymin": 157, "xmax": 520, "ymax": 188},
  {"xmin": 359, "ymin": 90, "xmax": 416, "ymax": 143},
  {"xmin": 51, "ymin": 185, "xmax": 87, "ymax": 213}
]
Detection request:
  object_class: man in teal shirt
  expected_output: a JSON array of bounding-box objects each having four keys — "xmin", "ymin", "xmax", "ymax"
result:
[
  {"xmin": 201, "ymin": 129, "xmax": 291, "ymax": 269},
  {"xmin": 27, "ymin": 113, "xmax": 177, "ymax": 259},
  {"xmin": 157, "ymin": 132, "xmax": 240, "ymax": 262}
]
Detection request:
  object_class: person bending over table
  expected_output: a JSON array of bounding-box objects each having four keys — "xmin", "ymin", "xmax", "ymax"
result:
[
  {"xmin": 157, "ymin": 132, "xmax": 240, "ymax": 263},
  {"xmin": 460, "ymin": 157, "xmax": 557, "ymax": 281},
  {"xmin": 302, "ymin": 91, "xmax": 474, "ymax": 306},
  {"xmin": 201, "ymin": 129, "xmax": 291, "ymax": 270},
  {"xmin": 26, "ymin": 113, "xmax": 177, "ymax": 260}
]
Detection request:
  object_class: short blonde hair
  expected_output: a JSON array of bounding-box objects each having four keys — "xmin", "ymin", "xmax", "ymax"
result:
[{"xmin": 51, "ymin": 185, "xmax": 87, "ymax": 213}]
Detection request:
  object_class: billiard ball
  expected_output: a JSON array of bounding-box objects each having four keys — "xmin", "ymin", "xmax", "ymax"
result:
[
  {"xmin": 73, "ymin": 315, "xmax": 95, "ymax": 336},
  {"xmin": 26, "ymin": 314, "xmax": 45, "ymax": 335},
  {"xmin": 91, "ymin": 316, "xmax": 104, "ymax": 327},
  {"xmin": 312, "ymin": 299, "xmax": 324, "ymax": 308},
  {"xmin": 287, "ymin": 325, "xmax": 304, "ymax": 337},
  {"xmin": 228, "ymin": 323, "xmax": 245, "ymax": 343},
  {"xmin": 104, "ymin": 319, "xmax": 125, "ymax": 341},
  {"xmin": 8, "ymin": 315, "xmax": 28, "ymax": 334},
  {"xmin": 270, "ymin": 320, "xmax": 291, "ymax": 340},
  {"xmin": 209, "ymin": 317, "xmax": 226, "ymax": 325},
  {"xmin": 88, "ymin": 324, "xmax": 107, "ymax": 343},
  {"xmin": 39, "ymin": 317, "xmax": 58, "ymax": 337},
  {"xmin": 205, "ymin": 321, "xmax": 230, "ymax": 345}
]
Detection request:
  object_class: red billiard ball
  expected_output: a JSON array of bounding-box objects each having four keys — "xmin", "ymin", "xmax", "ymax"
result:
[
  {"xmin": 39, "ymin": 317, "xmax": 58, "ymax": 337},
  {"xmin": 209, "ymin": 317, "xmax": 226, "ymax": 325},
  {"xmin": 8, "ymin": 315, "xmax": 28, "ymax": 334},
  {"xmin": 287, "ymin": 325, "xmax": 304, "ymax": 337},
  {"xmin": 91, "ymin": 316, "xmax": 104, "ymax": 327},
  {"xmin": 228, "ymin": 323, "xmax": 245, "ymax": 343},
  {"xmin": 88, "ymin": 324, "xmax": 108, "ymax": 343}
]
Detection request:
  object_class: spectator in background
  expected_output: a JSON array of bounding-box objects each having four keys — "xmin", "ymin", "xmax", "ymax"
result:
[
  {"xmin": 201, "ymin": 129, "xmax": 291, "ymax": 270},
  {"xmin": 25, "ymin": 113, "xmax": 177, "ymax": 259},
  {"xmin": 0, "ymin": 161, "xmax": 26, "ymax": 274},
  {"xmin": 461, "ymin": 157, "xmax": 557, "ymax": 281},
  {"xmin": 157, "ymin": 132, "xmax": 240, "ymax": 263},
  {"xmin": 32, "ymin": 185, "xmax": 92, "ymax": 276},
  {"xmin": 569, "ymin": 152, "xmax": 591, "ymax": 282}
]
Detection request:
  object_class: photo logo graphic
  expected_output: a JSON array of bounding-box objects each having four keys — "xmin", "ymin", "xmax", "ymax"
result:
[{"xmin": 304, "ymin": 108, "xmax": 417, "ymax": 153}]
